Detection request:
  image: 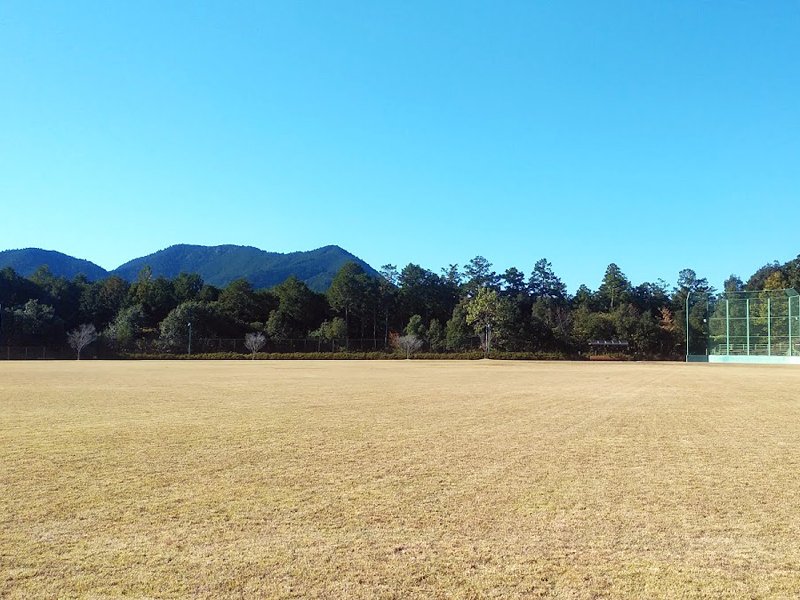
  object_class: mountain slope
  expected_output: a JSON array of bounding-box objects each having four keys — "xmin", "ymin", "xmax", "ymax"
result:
[
  {"xmin": 0, "ymin": 244, "xmax": 380, "ymax": 291},
  {"xmin": 112, "ymin": 244, "xmax": 379, "ymax": 291},
  {"xmin": 0, "ymin": 248, "xmax": 109, "ymax": 280}
]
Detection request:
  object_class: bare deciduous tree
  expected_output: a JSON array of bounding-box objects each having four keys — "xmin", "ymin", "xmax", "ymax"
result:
[
  {"xmin": 67, "ymin": 324, "xmax": 97, "ymax": 360},
  {"xmin": 244, "ymin": 332, "xmax": 266, "ymax": 359},
  {"xmin": 396, "ymin": 334, "xmax": 424, "ymax": 359}
]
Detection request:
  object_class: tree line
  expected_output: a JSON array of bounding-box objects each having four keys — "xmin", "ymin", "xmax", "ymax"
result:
[{"xmin": 2, "ymin": 254, "xmax": 799, "ymax": 358}]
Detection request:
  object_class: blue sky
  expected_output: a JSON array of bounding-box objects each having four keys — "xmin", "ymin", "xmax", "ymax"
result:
[{"xmin": 1, "ymin": 1, "xmax": 799, "ymax": 293}]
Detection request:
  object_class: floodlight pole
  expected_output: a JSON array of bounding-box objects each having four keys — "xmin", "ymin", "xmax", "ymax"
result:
[
  {"xmin": 188, "ymin": 322, "xmax": 192, "ymax": 356},
  {"xmin": 725, "ymin": 299, "xmax": 730, "ymax": 356},
  {"xmin": 790, "ymin": 298, "xmax": 793, "ymax": 357},
  {"xmin": 685, "ymin": 292, "xmax": 690, "ymax": 360},
  {"xmin": 746, "ymin": 299, "xmax": 750, "ymax": 356},
  {"xmin": 767, "ymin": 297, "xmax": 771, "ymax": 356}
]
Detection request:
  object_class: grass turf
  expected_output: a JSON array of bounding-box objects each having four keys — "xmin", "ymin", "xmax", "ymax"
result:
[{"xmin": 2, "ymin": 360, "xmax": 800, "ymax": 598}]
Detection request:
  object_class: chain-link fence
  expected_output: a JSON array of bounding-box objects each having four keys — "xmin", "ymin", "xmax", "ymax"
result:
[{"xmin": 708, "ymin": 289, "xmax": 800, "ymax": 357}]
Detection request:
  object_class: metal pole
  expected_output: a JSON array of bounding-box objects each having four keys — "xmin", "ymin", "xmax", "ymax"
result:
[
  {"xmin": 685, "ymin": 292, "xmax": 690, "ymax": 360},
  {"xmin": 746, "ymin": 299, "xmax": 750, "ymax": 356},
  {"xmin": 726, "ymin": 299, "xmax": 730, "ymax": 355},
  {"xmin": 188, "ymin": 322, "xmax": 192, "ymax": 356},
  {"xmin": 790, "ymin": 297, "xmax": 793, "ymax": 357},
  {"xmin": 768, "ymin": 297, "xmax": 771, "ymax": 356}
]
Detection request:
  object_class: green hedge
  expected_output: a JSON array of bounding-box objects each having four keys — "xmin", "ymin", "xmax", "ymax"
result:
[{"xmin": 117, "ymin": 350, "xmax": 575, "ymax": 361}]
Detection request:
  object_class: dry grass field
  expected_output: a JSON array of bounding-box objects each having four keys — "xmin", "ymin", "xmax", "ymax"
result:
[{"xmin": 2, "ymin": 360, "xmax": 800, "ymax": 598}]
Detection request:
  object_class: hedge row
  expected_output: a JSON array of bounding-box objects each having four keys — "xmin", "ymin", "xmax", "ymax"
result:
[{"xmin": 117, "ymin": 350, "xmax": 576, "ymax": 361}]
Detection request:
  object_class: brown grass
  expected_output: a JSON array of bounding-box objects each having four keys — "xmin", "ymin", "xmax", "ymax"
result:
[{"xmin": 2, "ymin": 360, "xmax": 800, "ymax": 598}]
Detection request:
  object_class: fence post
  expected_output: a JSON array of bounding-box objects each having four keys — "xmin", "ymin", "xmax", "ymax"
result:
[
  {"xmin": 746, "ymin": 298, "xmax": 750, "ymax": 356},
  {"xmin": 726, "ymin": 299, "xmax": 730, "ymax": 356},
  {"xmin": 767, "ymin": 297, "xmax": 771, "ymax": 356}
]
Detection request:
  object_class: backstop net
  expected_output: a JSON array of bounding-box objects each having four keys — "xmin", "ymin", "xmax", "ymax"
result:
[{"xmin": 708, "ymin": 289, "xmax": 800, "ymax": 357}]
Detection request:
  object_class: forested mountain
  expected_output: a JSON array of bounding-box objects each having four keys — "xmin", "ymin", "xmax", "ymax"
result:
[
  {"xmin": 0, "ymin": 244, "xmax": 380, "ymax": 292},
  {"xmin": 0, "ymin": 249, "xmax": 109, "ymax": 281},
  {"xmin": 112, "ymin": 244, "xmax": 379, "ymax": 292}
]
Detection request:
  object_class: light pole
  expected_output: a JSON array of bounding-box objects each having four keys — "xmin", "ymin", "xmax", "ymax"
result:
[
  {"xmin": 188, "ymin": 322, "xmax": 192, "ymax": 356},
  {"xmin": 685, "ymin": 293, "xmax": 690, "ymax": 360}
]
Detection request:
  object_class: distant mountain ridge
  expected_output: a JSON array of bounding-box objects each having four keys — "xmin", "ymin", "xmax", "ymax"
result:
[
  {"xmin": 0, "ymin": 248, "xmax": 109, "ymax": 281},
  {"xmin": 0, "ymin": 244, "xmax": 379, "ymax": 292}
]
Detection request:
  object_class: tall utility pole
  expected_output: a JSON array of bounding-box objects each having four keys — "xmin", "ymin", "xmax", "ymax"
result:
[{"xmin": 685, "ymin": 292, "xmax": 690, "ymax": 360}]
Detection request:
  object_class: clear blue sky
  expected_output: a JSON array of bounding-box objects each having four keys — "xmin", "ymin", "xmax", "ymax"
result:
[{"xmin": 2, "ymin": 1, "xmax": 798, "ymax": 293}]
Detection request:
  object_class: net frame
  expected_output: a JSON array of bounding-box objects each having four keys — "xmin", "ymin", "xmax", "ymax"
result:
[{"xmin": 707, "ymin": 289, "xmax": 800, "ymax": 357}]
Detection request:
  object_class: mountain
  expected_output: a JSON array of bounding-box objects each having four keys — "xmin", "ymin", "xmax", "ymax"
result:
[
  {"xmin": 0, "ymin": 244, "xmax": 380, "ymax": 292},
  {"xmin": 113, "ymin": 244, "xmax": 380, "ymax": 291},
  {"xmin": 0, "ymin": 248, "xmax": 109, "ymax": 280}
]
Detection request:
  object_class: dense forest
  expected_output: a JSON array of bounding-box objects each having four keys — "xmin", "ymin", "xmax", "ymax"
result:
[{"xmin": 2, "ymin": 254, "xmax": 800, "ymax": 359}]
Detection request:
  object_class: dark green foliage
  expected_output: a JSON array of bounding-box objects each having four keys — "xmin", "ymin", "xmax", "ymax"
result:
[
  {"xmin": 404, "ymin": 315, "xmax": 425, "ymax": 338},
  {"xmin": 0, "ymin": 245, "xmax": 381, "ymax": 293},
  {"xmin": 112, "ymin": 244, "xmax": 380, "ymax": 292},
  {"xmin": 501, "ymin": 267, "xmax": 527, "ymax": 298},
  {"xmin": 158, "ymin": 301, "xmax": 222, "ymax": 352},
  {"xmin": 462, "ymin": 256, "xmax": 500, "ymax": 296},
  {"xmin": 218, "ymin": 279, "xmax": 260, "ymax": 327},
  {"xmin": 445, "ymin": 302, "xmax": 473, "ymax": 351},
  {"xmin": 268, "ymin": 275, "xmax": 326, "ymax": 338},
  {"xmin": 724, "ymin": 274, "xmax": 744, "ymax": 292},
  {"xmin": 426, "ymin": 319, "xmax": 445, "ymax": 352},
  {"xmin": 114, "ymin": 350, "xmax": 570, "ymax": 361},
  {"xmin": 173, "ymin": 272, "xmax": 204, "ymax": 303},
  {"xmin": 198, "ymin": 284, "xmax": 221, "ymax": 302},
  {"xmin": 102, "ymin": 305, "xmax": 146, "ymax": 351},
  {"xmin": 127, "ymin": 267, "xmax": 178, "ymax": 327},
  {"xmin": 529, "ymin": 259, "xmax": 567, "ymax": 301},
  {"xmin": 328, "ymin": 262, "xmax": 374, "ymax": 339},
  {"xmin": 309, "ymin": 318, "xmax": 347, "ymax": 351},
  {"xmin": 397, "ymin": 263, "xmax": 458, "ymax": 327},
  {"xmin": 79, "ymin": 275, "xmax": 130, "ymax": 327},
  {"xmin": 597, "ymin": 263, "xmax": 632, "ymax": 311},
  {"xmin": 0, "ymin": 267, "xmax": 41, "ymax": 307},
  {"xmin": 13, "ymin": 299, "xmax": 60, "ymax": 339},
  {"xmin": 5, "ymin": 246, "xmax": 796, "ymax": 361},
  {"xmin": 0, "ymin": 249, "xmax": 108, "ymax": 280},
  {"xmin": 745, "ymin": 262, "xmax": 782, "ymax": 291}
]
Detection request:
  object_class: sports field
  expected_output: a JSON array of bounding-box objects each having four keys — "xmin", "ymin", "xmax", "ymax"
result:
[{"xmin": 2, "ymin": 360, "xmax": 800, "ymax": 598}]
